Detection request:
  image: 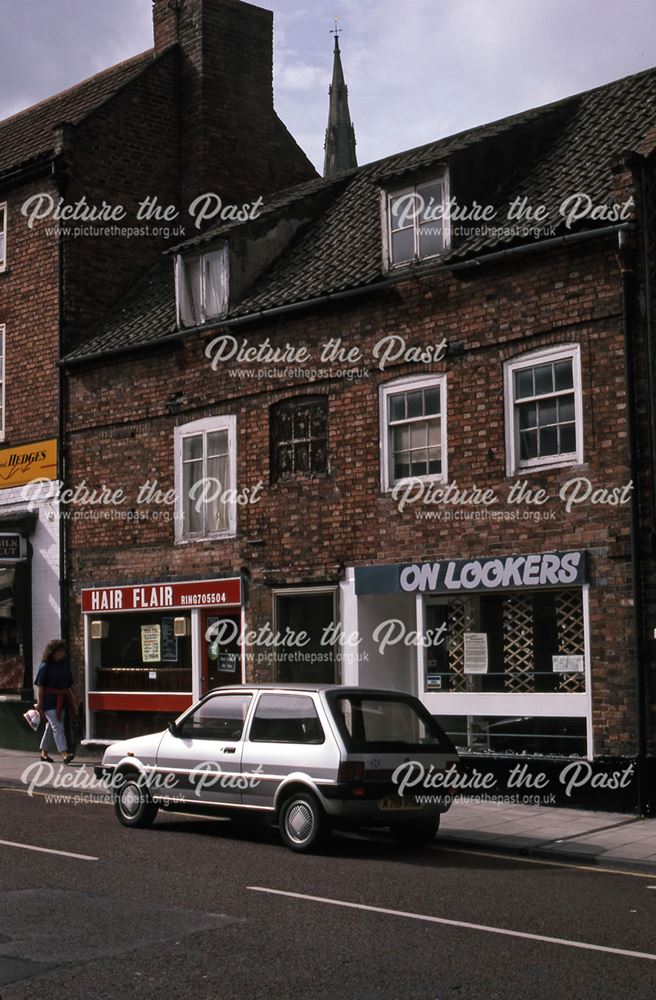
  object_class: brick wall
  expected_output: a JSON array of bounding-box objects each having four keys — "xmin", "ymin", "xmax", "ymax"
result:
[
  {"xmin": 61, "ymin": 48, "xmax": 180, "ymax": 349},
  {"xmin": 0, "ymin": 176, "xmax": 60, "ymax": 446},
  {"xmin": 65, "ymin": 236, "xmax": 650, "ymax": 755}
]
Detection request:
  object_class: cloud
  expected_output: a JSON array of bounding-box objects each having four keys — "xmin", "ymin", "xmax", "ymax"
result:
[{"xmin": 1, "ymin": 0, "xmax": 655, "ymax": 173}]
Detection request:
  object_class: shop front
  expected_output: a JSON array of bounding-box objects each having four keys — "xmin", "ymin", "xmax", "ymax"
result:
[
  {"xmin": 0, "ymin": 439, "xmax": 61, "ymax": 749},
  {"xmin": 342, "ymin": 550, "xmax": 592, "ymax": 758},
  {"xmin": 81, "ymin": 576, "xmax": 242, "ymax": 742}
]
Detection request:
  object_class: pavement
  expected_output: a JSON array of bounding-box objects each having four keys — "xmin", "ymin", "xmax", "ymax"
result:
[{"xmin": 2, "ymin": 747, "xmax": 656, "ymax": 874}]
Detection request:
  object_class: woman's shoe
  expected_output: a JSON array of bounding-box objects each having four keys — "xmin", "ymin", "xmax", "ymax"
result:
[
  {"xmin": 63, "ymin": 753, "xmax": 76, "ymax": 765},
  {"xmin": 40, "ymin": 753, "xmax": 54, "ymax": 763}
]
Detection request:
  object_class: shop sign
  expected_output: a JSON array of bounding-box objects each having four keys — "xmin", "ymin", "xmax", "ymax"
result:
[
  {"xmin": 82, "ymin": 577, "xmax": 242, "ymax": 613},
  {"xmin": 354, "ymin": 551, "xmax": 587, "ymax": 595},
  {"xmin": 0, "ymin": 534, "xmax": 26, "ymax": 561},
  {"xmin": 0, "ymin": 439, "xmax": 57, "ymax": 490}
]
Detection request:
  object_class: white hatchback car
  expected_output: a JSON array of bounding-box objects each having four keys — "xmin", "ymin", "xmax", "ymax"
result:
[{"xmin": 96, "ymin": 684, "xmax": 460, "ymax": 852}]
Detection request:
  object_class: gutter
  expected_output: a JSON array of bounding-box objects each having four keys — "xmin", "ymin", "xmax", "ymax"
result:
[
  {"xmin": 0, "ymin": 153, "xmax": 53, "ymax": 194},
  {"xmin": 64, "ymin": 222, "xmax": 632, "ymax": 367}
]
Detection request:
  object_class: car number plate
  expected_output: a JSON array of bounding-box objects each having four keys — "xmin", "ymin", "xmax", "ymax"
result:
[{"xmin": 378, "ymin": 796, "xmax": 422, "ymax": 811}]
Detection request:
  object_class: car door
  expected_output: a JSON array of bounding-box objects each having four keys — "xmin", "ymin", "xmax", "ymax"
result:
[
  {"xmin": 240, "ymin": 692, "xmax": 334, "ymax": 809},
  {"xmin": 154, "ymin": 691, "xmax": 253, "ymax": 807}
]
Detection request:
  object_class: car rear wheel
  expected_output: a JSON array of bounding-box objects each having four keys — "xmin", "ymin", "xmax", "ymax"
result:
[
  {"xmin": 390, "ymin": 815, "xmax": 440, "ymax": 846},
  {"xmin": 114, "ymin": 774, "xmax": 159, "ymax": 828},
  {"xmin": 279, "ymin": 792, "xmax": 327, "ymax": 853}
]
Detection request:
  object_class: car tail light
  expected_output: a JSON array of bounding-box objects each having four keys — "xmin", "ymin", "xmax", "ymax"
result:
[{"xmin": 338, "ymin": 761, "xmax": 365, "ymax": 783}]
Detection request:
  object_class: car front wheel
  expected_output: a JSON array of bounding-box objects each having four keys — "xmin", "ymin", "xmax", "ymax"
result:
[
  {"xmin": 390, "ymin": 815, "xmax": 440, "ymax": 846},
  {"xmin": 114, "ymin": 774, "xmax": 159, "ymax": 828},
  {"xmin": 279, "ymin": 792, "xmax": 327, "ymax": 853}
]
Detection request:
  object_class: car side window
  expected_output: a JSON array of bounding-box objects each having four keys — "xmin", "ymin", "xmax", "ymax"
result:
[
  {"xmin": 249, "ymin": 694, "xmax": 325, "ymax": 744},
  {"xmin": 178, "ymin": 694, "xmax": 252, "ymax": 741}
]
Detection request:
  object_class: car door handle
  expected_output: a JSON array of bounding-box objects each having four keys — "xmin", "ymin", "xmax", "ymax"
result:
[{"xmin": 222, "ymin": 747, "xmax": 236, "ymax": 754}]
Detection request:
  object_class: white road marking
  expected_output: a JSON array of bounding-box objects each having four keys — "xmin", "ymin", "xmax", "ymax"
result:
[
  {"xmin": 247, "ymin": 886, "xmax": 656, "ymax": 963},
  {"xmin": 0, "ymin": 838, "xmax": 98, "ymax": 861}
]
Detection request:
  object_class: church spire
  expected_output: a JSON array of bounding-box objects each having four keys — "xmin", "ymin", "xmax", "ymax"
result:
[{"xmin": 323, "ymin": 21, "xmax": 357, "ymax": 177}]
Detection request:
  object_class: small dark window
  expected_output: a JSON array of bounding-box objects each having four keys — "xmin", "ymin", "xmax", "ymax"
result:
[
  {"xmin": 249, "ymin": 694, "xmax": 325, "ymax": 744},
  {"xmin": 271, "ymin": 397, "xmax": 328, "ymax": 481}
]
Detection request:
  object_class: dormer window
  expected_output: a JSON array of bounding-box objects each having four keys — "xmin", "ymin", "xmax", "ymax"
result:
[
  {"xmin": 385, "ymin": 175, "xmax": 449, "ymax": 268},
  {"xmin": 176, "ymin": 245, "xmax": 228, "ymax": 327}
]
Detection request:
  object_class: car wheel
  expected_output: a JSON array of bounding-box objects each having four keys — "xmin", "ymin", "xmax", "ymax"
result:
[
  {"xmin": 114, "ymin": 773, "xmax": 159, "ymax": 828},
  {"xmin": 279, "ymin": 791, "xmax": 327, "ymax": 853},
  {"xmin": 390, "ymin": 815, "xmax": 440, "ymax": 846}
]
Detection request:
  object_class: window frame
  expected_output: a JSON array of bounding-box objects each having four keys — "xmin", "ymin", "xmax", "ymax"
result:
[
  {"xmin": 174, "ymin": 414, "xmax": 237, "ymax": 543},
  {"xmin": 0, "ymin": 203, "xmax": 7, "ymax": 272},
  {"xmin": 270, "ymin": 394, "xmax": 329, "ymax": 482},
  {"xmin": 504, "ymin": 344, "xmax": 583, "ymax": 475},
  {"xmin": 382, "ymin": 172, "xmax": 450, "ymax": 271},
  {"xmin": 175, "ymin": 244, "xmax": 228, "ymax": 328},
  {"xmin": 379, "ymin": 373, "xmax": 448, "ymax": 493}
]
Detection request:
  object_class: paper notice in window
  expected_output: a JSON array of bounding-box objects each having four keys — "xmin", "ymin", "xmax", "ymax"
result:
[
  {"xmin": 552, "ymin": 655, "xmax": 584, "ymax": 673},
  {"xmin": 463, "ymin": 632, "xmax": 488, "ymax": 674},
  {"xmin": 141, "ymin": 624, "xmax": 161, "ymax": 663}
]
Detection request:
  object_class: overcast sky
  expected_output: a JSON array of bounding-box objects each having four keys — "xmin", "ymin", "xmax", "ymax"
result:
[{"xmin": 1, "ymin": 0, "xmax": 655, "ymax": 172}]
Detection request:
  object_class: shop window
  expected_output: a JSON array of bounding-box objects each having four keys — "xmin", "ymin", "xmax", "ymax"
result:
[
  {"xmin": 270, "ymin": 396, "xmax": 328, "ymax": 481},
  {"xmin": 175, "ymin": 246, "xmax": 228, "ymax": 327},
  {"xmin": 0, "ymin": 203, "xmax": 6, "ymax": 271},
  {"xmin": 274, "ymin": 589, "xmax": 336, "ymax": 684},
  {"xmin": 424, "ymin": 589, "xmax": 585, "ymax": 696},
  {"xmin": 0, "ymin": 565, "xmax": 23, "ymax": 690},
  {"xmin": 504, "ymin": 345, "xmax": 582, "ymax": 473},
  {"xmin": 384, "ymin": 174, "xmax": 450, "ymax": 268},
  {"xmin": 380, "ymin": 375, "xmax": 447, "ymax": 491},
  {"xmin": 91, "ymin": 612, "xmax": 192, "ymax": 694},
  {"xmin": 174, "ymin": 415, "xmax": 236, "ymax": 541},
  {"xmin": 178, "ymin": 693, "xmax": 252, "ymax": 741},
  {"xmin": 0, "ymin": 325, "xmax": 4, "ymax": 439},
  {"xmin": 249, "ymin": 694, "xmax": 325, "ymax": 744}
]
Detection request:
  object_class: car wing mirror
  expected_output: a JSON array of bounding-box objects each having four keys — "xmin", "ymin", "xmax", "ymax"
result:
[{"xmin": 168, "ymin": 721, "xmax": 180, "ymax": 737}]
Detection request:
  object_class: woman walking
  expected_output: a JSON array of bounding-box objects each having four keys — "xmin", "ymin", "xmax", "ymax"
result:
[{"xmin": 35, "ymin": 640, "xmax": 76, "ymax": 764}]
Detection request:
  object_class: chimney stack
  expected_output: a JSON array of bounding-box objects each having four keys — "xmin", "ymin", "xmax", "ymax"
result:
[{"xmin": 151, "ymin": 0, "xmax": 315, "ymax": 204}]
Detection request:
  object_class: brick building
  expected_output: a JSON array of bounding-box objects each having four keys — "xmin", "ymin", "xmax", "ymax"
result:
[
  {"xmin": 0, "ymin": 0, "xmax": 316, "ymax": 745},
  {"xmin": 61, "ymin": 47, "xmax": 656, "ymax": 811}
]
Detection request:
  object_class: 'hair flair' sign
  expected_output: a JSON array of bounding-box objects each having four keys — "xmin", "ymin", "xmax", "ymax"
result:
[
  {"xmin": 81, "ymin": 577, "xmax": 242, "ymax": 613},
  {"xmin": 354, "ymin": 551, "xmax": 587, "ymax": 596}
]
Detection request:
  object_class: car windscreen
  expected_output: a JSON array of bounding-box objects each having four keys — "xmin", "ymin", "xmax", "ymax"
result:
[{"xmin": 327, "ymin": 693, "xmax": 455, "ymax": 753}]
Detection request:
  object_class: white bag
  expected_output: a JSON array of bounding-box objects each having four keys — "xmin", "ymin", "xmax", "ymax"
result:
[{"xmin": 23, "ymin": 708, "xmax": 40, "ymax": 731}]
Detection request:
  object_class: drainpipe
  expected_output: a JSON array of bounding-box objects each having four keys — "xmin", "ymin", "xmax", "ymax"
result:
[
  {"xmin": 618, "ymin": 227, "xmax": 648, "ymax": 814},
  {"xmin": 53, "ymin": 157, "xmax": 68, "ymax": 647}
]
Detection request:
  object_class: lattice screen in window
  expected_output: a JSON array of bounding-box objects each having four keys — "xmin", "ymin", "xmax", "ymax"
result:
[
  {"xmin": 446, "ymin": 598, "xmax": 476, "ymax": 692},
  {"xmin": 502, "ymin": 594, "xmax": 535, "ymax": 692},
  {"xmin": 555, "ymin": 590, "xmax": 585, "ymax": 692}
]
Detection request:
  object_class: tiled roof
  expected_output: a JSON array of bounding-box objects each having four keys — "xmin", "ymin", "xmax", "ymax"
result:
[
  {"xmin": 66, "ymin": 63, "xmax": 656, "ymax": 362},
  {"xmin": 0, "ymin": 50, "xmax": 156, "ymax": 177}
]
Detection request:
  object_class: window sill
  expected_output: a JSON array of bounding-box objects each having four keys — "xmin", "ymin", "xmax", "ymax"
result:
[
  {"xmin": 271, "ymin": 473, "xmax": 330, "ymax": 486},
  {"xmin": 508, "ymin": 457, "xmax": 584, "ymax": 477},
  {"xmin": 381, "ymin": 474, "xmax": 447, "ymax": 496},
  {"xmin": 175, "ymin": 532, "xmax": 237, "ymax": 545},
  {"xmin": 384, "ymin": 252, "xmax": 448, "ymax": 274}
]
